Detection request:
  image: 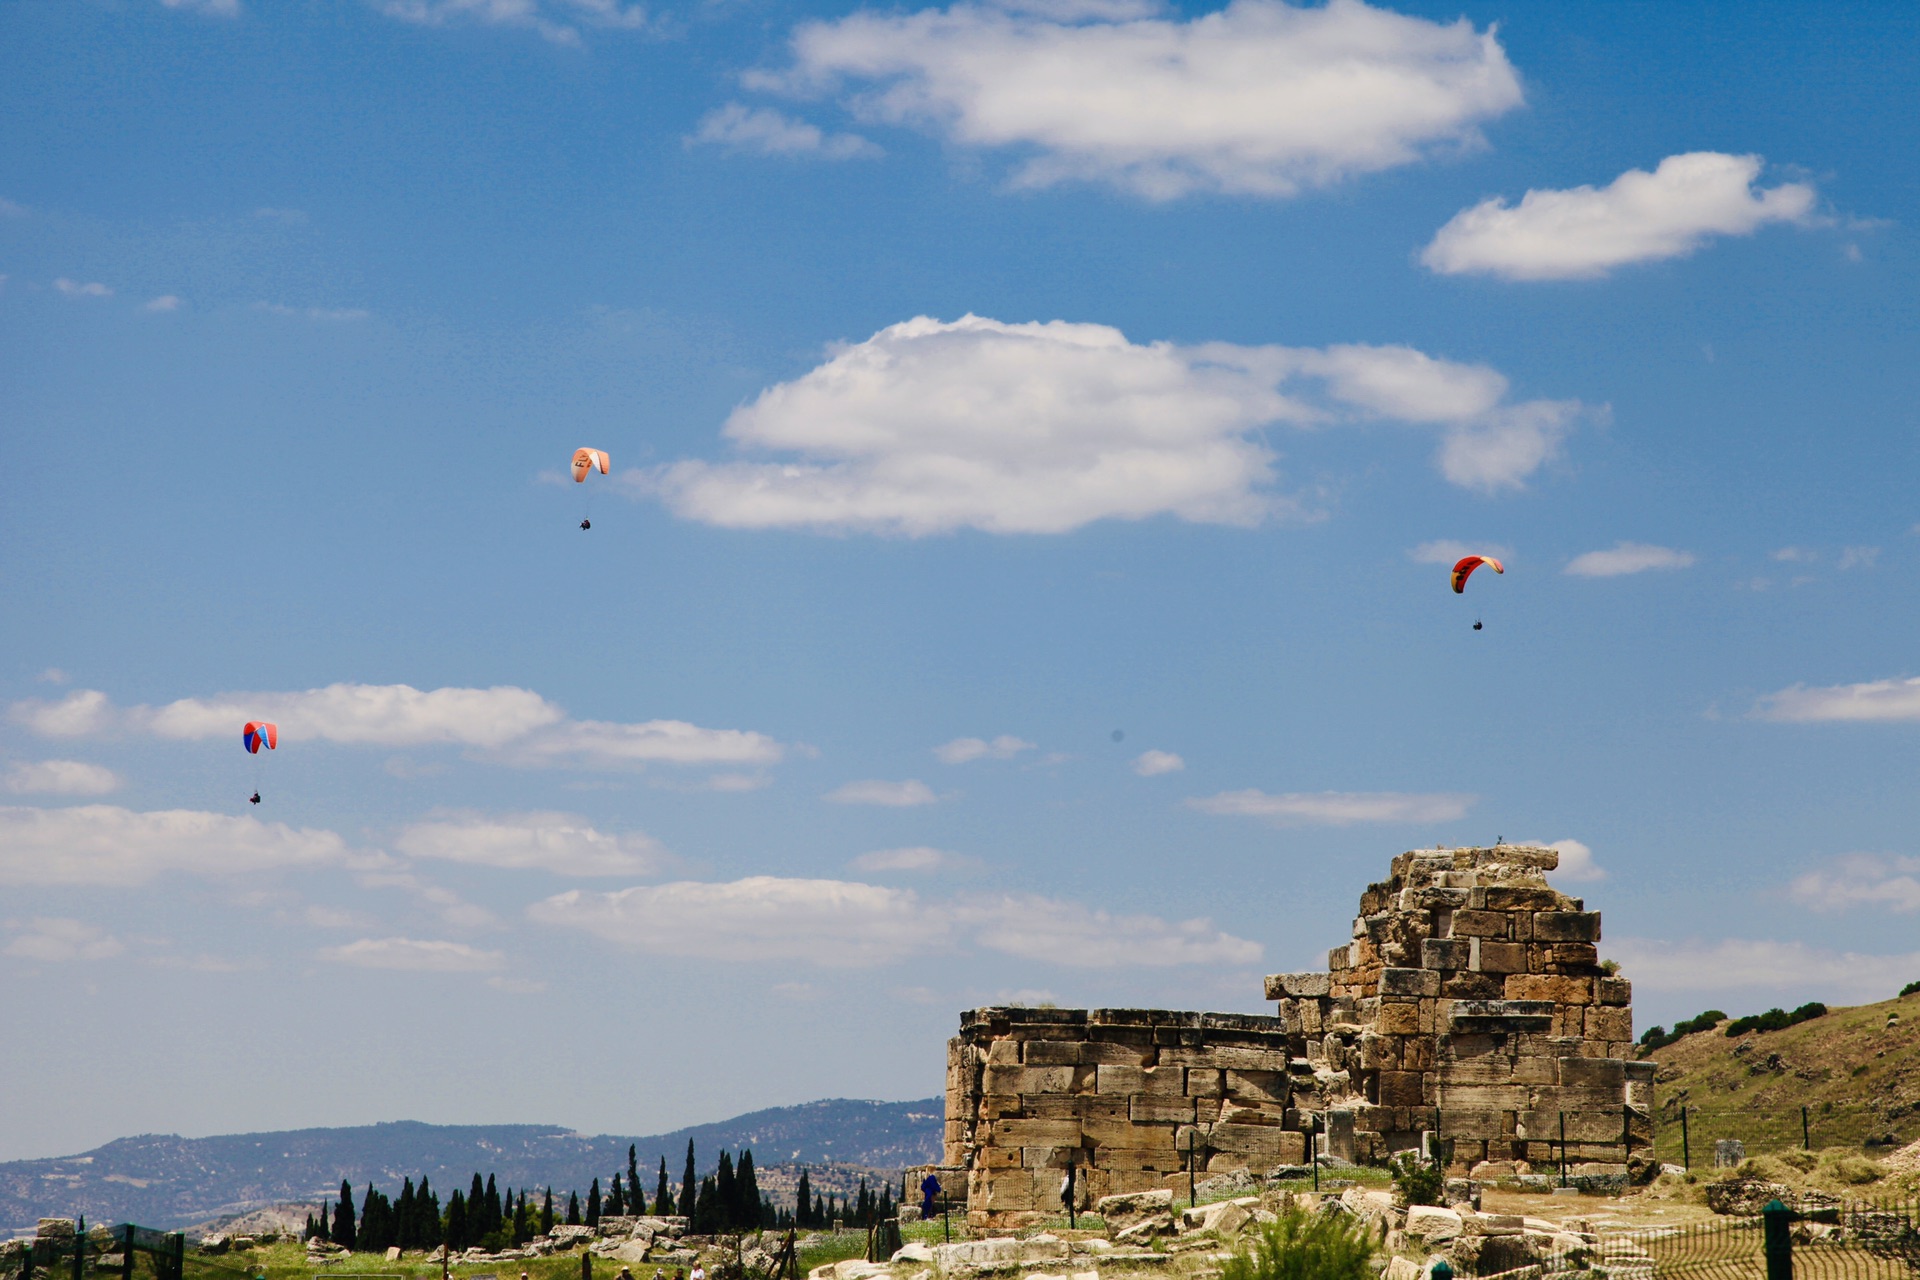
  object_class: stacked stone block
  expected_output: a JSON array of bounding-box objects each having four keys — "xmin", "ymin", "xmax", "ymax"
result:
[
  {"xmin": 1264, "ymin": 845, "xmax": 1650, "ymax": 1171},
  {"xmin": 944, "ymin": 1008, "xmax": 1298, "ymax": 1227}
]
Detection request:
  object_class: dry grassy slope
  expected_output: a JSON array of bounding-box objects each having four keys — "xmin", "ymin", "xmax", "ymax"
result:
[{"xmin": 1642, "ymin": 990, "xmax": 1920, "ymax": 1154}]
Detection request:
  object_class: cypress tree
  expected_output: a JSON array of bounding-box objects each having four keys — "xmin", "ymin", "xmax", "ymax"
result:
[
  {"xmin": 794, "ymin": 1172, "xmax": 811, "ymax": 1229},
  {"xmin": 304, "ymin": 1213, "xmax": 316, "ymax": 1242},
  {"xmin": 586, "ymin": 1177, "xmax": 601, "ymax": 1228},
  {"xmin": 485, "ymin": 1175, "xmax": 503, "ymax": 1239},
  {"xmin": 397, "ymin": 1180, "xmax": 416, "ymax": 1249},
  {"xmin": 654, "ymin": 1159, "xmax": 672, "ymax": 1216},
  {"xmin": 334, "ymin": 1181, "xmax": 357, "ymax": 1251},
  {"xmin": 566, "ymin": 1191, "xmax": 581, "ymax": 1227},
  {"xmin": 445, "ymin": 1192, "xmax": 466, "ymax": 1249},
  {"xmin": 316, "ymin": 1202, "xmax": 331, "ymax": 1243},
  {"xmin": 679, "ymin": 1142, "xmax": 697, "ymax": 1229},
  {"xmin": 418, "ymin": 1176, "xmax": 440, "ymax": 1249},
  {"xmin": 469, "ymin": 1175, "xmax": 487, "ymax": 1246},
  {"xmin": 693, "ymin": 1176, "xmax": 720, "ymax": 1235},
  {"xmin": 513, "ymin": 1191, "xmax": 530, "ymax": 1246},
  {"xmin": 628, "ymin": 1146, "xmax": 641, "ymax": 1213},
  {"xmin": 713, "ymin": 1154, "xmax": 736, "ymax": 1231},
  {"xmin": 737, "ymin": 1152, "xmax": 759, "ymax": 1232},
  {"xmin": 541, "ymin": 1189, "xmax": 555, "ymax": 1235},
  {"xmin": 609, "ymin": 1173, "xmax": 625, "ymax": 1218}
]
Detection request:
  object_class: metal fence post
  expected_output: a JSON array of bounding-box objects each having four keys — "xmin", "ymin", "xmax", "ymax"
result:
[
  {"xmin": 73, "ymin": 1217, "xmax": 85, "ymax": 1280},
  {"xmin": 121, "ymin": 1225, "xmax": 134, "ymax": 1280},
  {"xmin": 1802, "ymin": 1106, "xmax": 1811, "ymax": 1151},
  {"xmin": 1309, "ymin": 1123, "xmax": 1318, "ymax": 1193},
  {"xmin": 1681, "ymin": 1106, "xmax": 1690, "ymax": 1170},
  {"xmin": 1558, "ymin": 1113, "xmax": 1567, "ymax": 1188},
  {"xmin": 1762, "ymin": 1198, "xmax": 1792, "ymax": 1280},
  {"xmin": 169, "ymin": 1234, "xmax": 184, "ymax": 1280}
]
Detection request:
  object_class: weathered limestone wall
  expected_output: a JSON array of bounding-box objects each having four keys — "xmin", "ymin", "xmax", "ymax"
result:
[
  {"xmin": 944, "ymin": 1008, "xmax": 1296, "ymax": 1226},
  {"xmin": 1265, "ymin": 845, "xmax": 1653, "ymax": 1171},
  {"xmin": 944, "ymin": 846, "xmax": 1651, "ymax": 1227}
]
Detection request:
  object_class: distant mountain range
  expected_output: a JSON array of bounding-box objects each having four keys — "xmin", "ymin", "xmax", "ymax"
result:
[{"xmin": 0, "ymin": 1099, "xmax": 944, "ymax": 1234}]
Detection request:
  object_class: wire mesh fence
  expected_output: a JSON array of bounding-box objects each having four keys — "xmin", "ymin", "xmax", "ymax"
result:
[
  {"xmin": 1649, "ymin": 1105, "xmax": 1919, "ymax": 1169},
  {"xmin": 1, "ymin": 1225, "xmax": 259, "ymax": 1280}
]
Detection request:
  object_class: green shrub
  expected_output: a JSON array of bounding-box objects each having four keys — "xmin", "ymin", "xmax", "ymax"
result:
[
  {"xmin": 1822, "ymin": 1155, "xmax": 1883, "ymax": 1186},
  {"xmin": 1901, "ymin": 981, "xmax": 1920, "ymax": 998},
  {"xmin": 1219, "ymin": 1206, "xmax": 1375, "ymax": 1280},
  {"xmin": 1725, "ymin": 1002, "xmax": 1826, "ymax": 1037},
  {"xmin": 1388, "ymin": 1152, "xmax": 1446, "ymax": 1208},
  {"xmin": 1639, "ymin": 1009, "xmax": 1727, "ymax": 1052}
]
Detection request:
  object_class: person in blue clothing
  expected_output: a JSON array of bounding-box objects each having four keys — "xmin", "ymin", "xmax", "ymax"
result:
[{"xmin": 920, "ymin": 1173, "xmax": 941, "ymax": 1219}]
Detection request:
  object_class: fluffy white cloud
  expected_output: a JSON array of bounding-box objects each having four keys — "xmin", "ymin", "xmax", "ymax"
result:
[
  {"xmin": 54, "ymin": 279, "xmax": 113, "ymax": 298},
  {"xmin": 1409, "ymin": 539, "xmax": 1510, "ymax": 565},
  {"xmin": 378, "ymin": 0, "xmax": 646, "ymax": 45},
  {"xmin": 0, "ymin": 805, "xmax": 349, "ymax": 885},
  {"xmin": 1564, "ymin": 542, "xmax": 1695, "ymax": 577},
  {"xmin": 4, "ymin": 918, "xmax": 125, "ymax": 963},
  {"xmin": 1753, "ymin": 677, "xmax": 1920, "ymax": 723},
  {"xmin": 145, "ymin": 296, "xmax": 182, "ymax": 312},
  {"xmin": 848, "ymin": 845, "xmax": 974, "ymax": 872},
  {"xmin": 1607, "ymin": 936, "xmax": 1920, "ymax": 1005},
  {"xmin": 963, "ymin": 894, "xmax": 1259, "ymax": 966},
  {"xmin": 935, "ymin": 734, "xmax": 1034, "ymax": 764},
  {"xmin": 643, "ymin": 315, "xmax": 1586, "ymax": 535},
  {"xmin": 1526, "ymin": 837, "xmax": 1605, "ymax": 883},
  {"xmin": 1422, "ymin": 152, "xmax": 1817, "ymax": 281},
  {"xmin": 1188, "ymin": 788, "xmax": 1473, "ymax": 825},
  {"xmin": 319, "ymin": 937, "xmax": 506, "ymax": 972},
  {"xmin": 3, "ymin": 760, "xmax": 121, "ymax": 796},
  {"xmin": 159, "ymin": 0, "xmax": 240, "ymax": 14},
  {"xmin": 533, "ymin": 877, "xmax": 945, "ymax": 965},
  {"xmin": 755, "ymin": 0, "xmax": 1521, "ymax": 199},
  {"xmin": 1773, "ymin": 546, "xmax": 1817, "ymax": 563},
  {"xmin": 1788, "ymin": 853, "xmax": 1920, "ymax": 914},
  {"xmin": 533, "ymin": 875, "xmax": 1259, "ymax": 967},
  {"xmin": 690, "ymin": 104, "xmax": 881, "ymax": 160},
  {"xmin": 1839, "ymin": 546, "xmax": 1880, "ymax": 570},
  {"xmin": 825, "ymin": 778, "xmax": 939, "ymax": 806},
  {"xmin": 1132, "ymin": 750, "xmax": 1184, "ymax": 776},
  {"xmin": 8, "ymin": 684, "xmax": 780, "ymax": 771},
  {"xmin": 395, "ymin": 812, "xmax": 667, "ymax": 877}
]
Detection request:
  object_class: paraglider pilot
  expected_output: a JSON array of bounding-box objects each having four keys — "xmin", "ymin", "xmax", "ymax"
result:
[
  {"xmin": 249, "ymin": 791, "xmax": 261, "ymax": 805},
  {"xmin": 580, "ymin": 519, "xmax": 591, "ymax": 530}
]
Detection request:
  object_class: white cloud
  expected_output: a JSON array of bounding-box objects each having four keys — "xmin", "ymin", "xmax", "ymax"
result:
[
  {"xmin": 36, "ymin": 669, "xmax": 68, "ymax": 685},
  {"xmin": 319, "ymin": 937, "xmax": 505, "ymax": 972},
  {"xmin": 0, "ymin": 197, "xmax": 26, "ymax": 217},
  {"xmin": 9, "ymin": 684, "xmax": 780, "ymax": 771},
  {"xmin": 377, "ymin": 0, "xmax": 646, "ymax": 44},
  {"xmin": 1132, "ymin": 750, "xmax": 1184, "ymax": 776},
  {"xmin": 3, "ymin": 760, "xmax": 121, "ymax": 796},
  {"xmin": 54, "ymin": 279, "xmax": 112, "ymax": 298},
  {"xmin": 1564, "ymin": 541, "xmax": 1695, "ymax": 578},
  {"xmin": 0, "ymin": 805, "xmax": 349, "ymax": 885},
  {"xmin": 1422, "ymin": 152, "xmax": 1817, "ymax": 281},
  {"xmin": 1753, "ymin": 676, "xmax": 1920, "ymax": 723},
  {"xmin": 934, "ymin": 734, "xmax": 1034, "ymax": 764},
  {"xmin": 144, "ymin": 295, "xmax": 182, "ymax": 312},
  {"xmin": 641, "ymin": 315, "xmax": 1587, "ymax": 535},
  {"xmin": 962, "ymin": 894, "xmax": 1259, "ymax": 966},
  {"xmin": 533, "ymin": 877, "xmax": 946, "ymax": 965},
  {"xmin": 160, "ymin": 0, "xmax": 240, "ymax": 14},
  {"xmin": 303, "ymin": 904, "xmax": 375, "ymax": 930},
  {"xmin": 824, "ymin": 778, "xmax": 939, "ymax": 806},
  {"xmin": 1772, "ymin": 546, "xmax": 1817, "ymax": 563},
  {"xmin": 533, "ymin": 875, "xmax": 1259, "ymax": 967},
  {"xmin": 1788, "ymin": 853, "xmax": 1920, "ymax": 914},
  {"xmin": 1409, "ymin": 539, "xmax": 1510, "ymax": 565},
  {"xmin": 1606, "ymin": 936, "xmax": 1920, "ymax": 1005},
  {"xmin": 1527, "ymin": 837, "xmax": 1605, "ymax": 883},
  {"xmin": 690, "ymin": 104, "xmax": 881, "ymax": 160},
  {"xmin": 354, "ymin": 870, "xmax": 497, "ymax": 930},
  {"xmin": 395, "ymin": 811, "xmax": 667, "ymax": 876},
  {"xmin": 849, "ymin": 845, "xmax": 974, "ymax": 873},
  {"xmin": 1839, "ymin": 546, "xmax": 1880, "ymax": 570},
  {"xmin": 755, "ymin": 0, "xmax": 1521, "ymax": 200},
  {"xmin": 1188, "ymin": 788, "xmax": 1473, "ymax": 825},
  {"xmin": 4, "ymin": 918, "xmax": 125, "ymax": 963},
  {"xmin": 256, "ymin": 302, "xmax": 369, "ymax": 321}
]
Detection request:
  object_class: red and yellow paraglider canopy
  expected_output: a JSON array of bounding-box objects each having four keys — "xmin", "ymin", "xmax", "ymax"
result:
[{"xmin": 1451, "ymin": 555, "xmax": 1503, "ymax": 594}]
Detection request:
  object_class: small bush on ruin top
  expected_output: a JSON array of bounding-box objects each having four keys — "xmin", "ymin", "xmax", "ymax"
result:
[
  {"xmin": 1388, "ymin": 1152, "xmax": 1446, "ymax": 1208},
  {"xmin": 1219, "ymin": 1205, "xmax": 1375, "ymax": 1280}
]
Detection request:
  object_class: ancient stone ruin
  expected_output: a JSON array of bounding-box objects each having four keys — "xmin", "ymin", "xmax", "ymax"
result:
[{"xmin": 943, "ymin": 844, "xmax": 1653, "ymax": 1226}]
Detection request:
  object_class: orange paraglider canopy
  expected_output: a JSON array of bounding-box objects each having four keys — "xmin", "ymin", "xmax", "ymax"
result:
[
  {"xmin": 243, "ymin": 722, "xmax": 278, "ymax": 754},
  {"xmin": 571, "ymin": 448, "xmax": 610, "ymax": 482},
  {"xmin": 1451, "ymin": 555, "xmax": 1504, "ymax": 593}
]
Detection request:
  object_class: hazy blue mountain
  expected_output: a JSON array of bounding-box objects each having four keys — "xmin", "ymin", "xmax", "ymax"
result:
[{"xmin": 0, "ymin": 1098, "xmax": 943, "ymax": 1233}]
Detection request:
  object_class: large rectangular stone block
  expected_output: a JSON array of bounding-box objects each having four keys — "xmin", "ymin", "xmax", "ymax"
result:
[
  {"xmin": 1376, "ymin": 1001, "xmax": 1422, "ymax": 1034},
  {"xmin": 1376, "ymin": 1071, "xmax": 1424, "ymax": 1107},
  {"xmin": 1161, "ymin": 1044, "xmax": 1287, "ymax": 1071},
  {"xmin": 1185, "ymin": 1068, "xmax": 1224, "ymax": 1098},
  {"xmin": 1328, "ymin": 944, "xmax": 1354, "ymax": 970},
  {"xmin": 1095, "ymin": 1064, "xmax": 1185, "ymax": 1096},
  {"xmin": 1207, "ymin": 1124, "xmax": 1306, "ymax": 1163},
  {"xmin": 986, "ymin": 1039, "xmax": 1022, "ymax": 1066},
  {"xmin": 1226, "ymin": 1069, "xmax": 1289, "ymax": 1102},
  {"xmin": 985, "ymin": 1064, "xmax": 1079, "ymax": 1095},
  {"xmin": 991, "ymin": 1118, "xmax": 1082, "ymax": 1145},
  {"xmin": 1130, "ymin": 1096, "xmax": 1195, "ymax": 1124},
  {"xmin": 1485, "ymin": 887, "xmax": 1561, "ymax": 911},
  {"xmin": 1451, "ymin": 909, "xmax": 1510, "ymax": 938},
  {"xmin": 1264, "ymin": 972, "xmax": 1332, "ymax": 999},
  {"xmin": 1533, "ymin": 911, "xmax": 1601, "ymax": 942},
  {"xmin": 1435, "ymin": 1109, "xmax": 1509, "ymax": 1140},
  {"xmin": 1436, "ymin": 1083, "xmax": 1525, "ymax": 1110},
  {"xmin": 1422, "ymin": 939, "xmax": 1472, "ymax": 970},
  {"xmin": 1442, "ymin": 971, "xmax": 1505, "ymax": 999},
  {"xmin": 1597, "ymin": 976, "xmax": 1633, "ymax": 1007},
  {"xmin": 1504, "ymin": 974, "xmax": 1594, "ymax": 1004},
  {"xmin": 1585, "ymin": 1006, "xmax": 1633, "ymax": 1042},
  {"xmin": 1218, "ymin": 1099, "xmax": 1286, "ymax": 1126},
  {"xmin": 1559, "ymin": 1057, "xmax": 1627, "ymax": 1088},
  {"xmin": 1515, "ymin": 1110, "xmax": 1625, "ymax": 1144},
  {"xmin": 1473, "ymin": 940, "xmax": 1528, "ymax": 973},
  {"xmin": 1380, "ymin": 967, "xmax": 1442, "ymax": 997}
]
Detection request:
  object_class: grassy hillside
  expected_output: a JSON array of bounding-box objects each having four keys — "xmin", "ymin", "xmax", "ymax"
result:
[{"xmin": 1642, "ymin": 989, "xmax": 1920, "ymax": 1163}]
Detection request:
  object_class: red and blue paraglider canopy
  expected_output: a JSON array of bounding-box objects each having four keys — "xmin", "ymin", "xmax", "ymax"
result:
[{"xmin": 243, "ymin": 722, "xmax": 278, "ymax": 754}]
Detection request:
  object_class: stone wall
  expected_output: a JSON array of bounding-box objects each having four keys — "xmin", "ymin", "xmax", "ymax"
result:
[{"xmin": 943, "ymin": 845, "xmax": 1652, "ymax": 1226}]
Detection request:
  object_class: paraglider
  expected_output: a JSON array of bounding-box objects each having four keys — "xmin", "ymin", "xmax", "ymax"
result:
[
  {"xmin": 1451, "ymin": 555, "xmax": 1503, "ymax": 632},
  {"xmin": 572, "ymin": 448, "xmax": 609, "ymax": 530},
  {"xmin": 243, "ymin": 721, "xmax": 276, "ymax": 804}
]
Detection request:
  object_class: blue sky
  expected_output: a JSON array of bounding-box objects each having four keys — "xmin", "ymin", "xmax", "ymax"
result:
[{"xmin": 3, "ymin": 0, "xmax": 1919, "ymax": 1161}]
